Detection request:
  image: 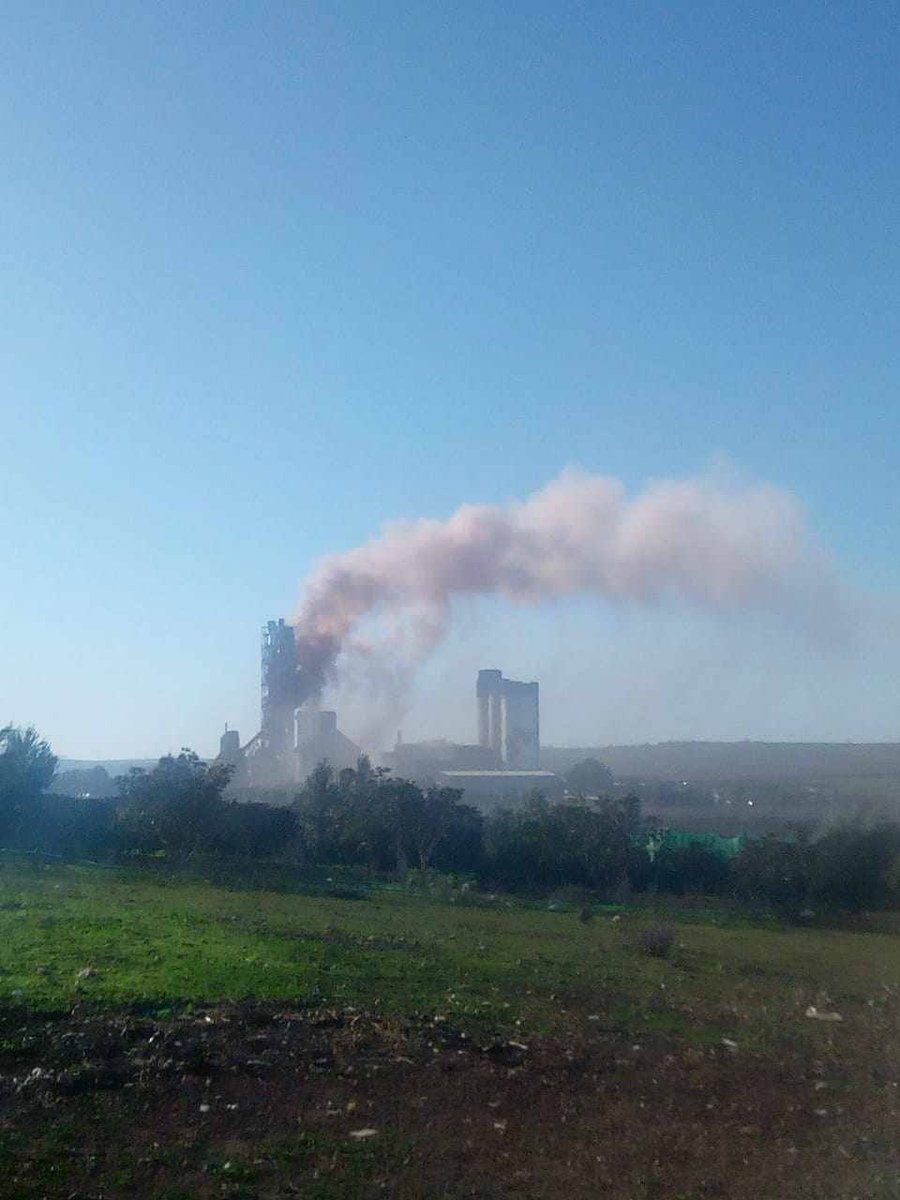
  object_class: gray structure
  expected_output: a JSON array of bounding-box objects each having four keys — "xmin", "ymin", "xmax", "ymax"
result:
[
  {"xmin": 236, "ymin": 618, "xmax": 361, "ymax": 787},
  {"xmin": 296, "ymin": 707, "xmax": 362, "ymax": 779},
  {"xmin": 384, "ymin": 737, "xmax": 498, "ymax": 783},
  {"xmin": 437, "ymin": 769, "xmax": 564, "ymax": 807},
  {"xmin": 218, "ymin": 726, "xmax": 242, "ymax": 767},
  {"xmin": 216, "ymin": 726, "xmax": 247, "ymax": 787},
  {"xmin": 476, "ymin": 669, "xmax": 540, "ymax": 769},
  {"xmin": 261, "ymin": 619, "xmax": 300, "ymax": 765}
]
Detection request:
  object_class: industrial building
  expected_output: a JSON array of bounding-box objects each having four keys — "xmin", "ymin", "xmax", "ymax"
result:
[
  {"xmin": 383, "ymin": 736, "xmax": 498, "ymax": 782},
  {"xmin": 220, "ymin": 626, "xmax": 548, "ymax": 801},
  {"xmin": 222, "ymin": 618, "xmax": 360, "ymax": 788},
  {"xmin": 257, "ymin": 618, "xmax": 301, "ymax": 782},
  {"xmin": 476, "ymin": 669, "xmax": 540, "ymax": 769},
  {"xmin": 295, "ymin": 707, "xmax": 362, "ymax": 780},
  {"xmin": 218, "ymin": 726, "xmax": 244, "ymax": 774},
  {"xmin": 436, "ymin": 769, "xmax": 564, "ymax": 806},
  {"xmin": 382, "ymin": 668, "xmax": 559, "ymax": 806}
]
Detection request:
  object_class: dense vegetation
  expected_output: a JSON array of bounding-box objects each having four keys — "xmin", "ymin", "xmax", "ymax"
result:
[{"xmin": 5, "ymin": 725, "xmax": 900, "ymax": 916}]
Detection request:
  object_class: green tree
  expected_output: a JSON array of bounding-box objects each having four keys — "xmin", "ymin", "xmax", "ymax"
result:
[
  {"xmin": 565, "ymin": 757, "xmax": 614, "ymax": 796},
  {"xmin": 0, "ymin": 725, "xmax": 57, "ymax": 838},
  {"xmin": 116, "ymin": 749, "xmax": 233, "ymax": 859},
  {"xmin": 655, "ymin": 839, "xmax": 731, "ymax": 896},
  {"xmin": 811, "ymin": 819, "xmax": 900, "ymax": 912},
  {"xmin": 407, "ymin": 787, "xmax": 464, "ymax": 871},
  {"xmin": 296, "ymin": 760, "xmax": 383, "ymax": 866},
  {"xmin": 294, "ymin": 762, "xmax": 474, "ymax": 876},
  {"xmin": 48, "ymin": 765, "xmax": 114, "ymax": 798},
  {"xmin": 483, "ymin": 793, "xmax": 640, "ymax": 895},
  {"xmin": 357, "ymin": 776, "xmax": 421, "ymax": 875},
  {"xmin": 732, "ymin": 832, "xmax": 813, "ymax": 910}
]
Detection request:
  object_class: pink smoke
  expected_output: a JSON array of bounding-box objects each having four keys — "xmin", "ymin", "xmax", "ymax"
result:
[{"xmin": 291, "ymin": 468, "xmax": 839, "ymax": 703}]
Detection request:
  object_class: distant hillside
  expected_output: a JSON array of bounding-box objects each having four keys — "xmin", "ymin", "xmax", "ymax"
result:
[
  {"xmin": 57, "ymin": 745, "xmax": 900, "ymax": 786},
  {"xmin": 542, "ymin": 742, "xmax": 900, "ymax": 783},
  {"xmin": 57, "ymin": 759, "xmax": 157, "ymax": 777}
]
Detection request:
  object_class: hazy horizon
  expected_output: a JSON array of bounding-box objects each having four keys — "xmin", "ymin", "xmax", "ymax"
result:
[
  {"xmin": 3, "ymin": 4, "xmax": 899, "ymax": 759},
  {"xmin": 56, "ymin": 729, "xmax": 900, "ymax": 776}
]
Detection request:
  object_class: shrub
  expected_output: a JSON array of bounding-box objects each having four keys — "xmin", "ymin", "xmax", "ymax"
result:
[
  {"xmin": 213, "ymin": 801, "xmax": 300, "ymax": 859},
  {"xmin": 731, "ymin": 833, "xmax": 812, "ymax": 911},
  {"xmin": 810, "ymin": 820, "xmax": 900, "ymax": 912},
  {"xmin": 482, "ymin": 796, "xmax": 641, "ymax": 896},
  {"xmin": 322, "ymin": 883, "xmax": 369, "ymax": 900},
  {"xmin": 565, "ymin": 758, "xmax": 614, "ymax": 796},
  {"xmin": 638, "ymin": 926, "xmax": 674, "ymax": 958},
  {"xmin": 654, "ymin": 841, "xmax": 731, "ymax": 896},
  {"xmin": 0, "ymin": 725, "xmax": 57, "ymax": 841},
  {"xmin": 116, "ymin": 751, "xmax": 234, "ymax": 859},
  {"xmin": 13, "ymin": 794, "xmax": 121, "ymax": 860}
]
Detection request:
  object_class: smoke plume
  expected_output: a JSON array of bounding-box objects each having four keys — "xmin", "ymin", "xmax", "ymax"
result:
[{"xmin": 291, "ymin": 468, "xmax": 841, "ymax": 708}]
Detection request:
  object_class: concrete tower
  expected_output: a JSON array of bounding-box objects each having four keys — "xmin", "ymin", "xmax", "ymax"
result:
[
  {"xmin": 476, "ymin": 669, "xmax": 503, "ymax": 761},
  {"xmin": 476, "ymin": 669, "xmax": 539, "ymax": 769},
  {"xmin": 261, "ymin": 618, "xmax": 299, "ymax": 763}
]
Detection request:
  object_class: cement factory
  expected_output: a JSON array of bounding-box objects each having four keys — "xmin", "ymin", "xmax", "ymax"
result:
[
  {"xmin": 219, "ymin": 619, "xmax": 562, "ymax": 802},
  {"xmin": 217, "ymin": 620, "xmax": 362, "ymax": 788}
]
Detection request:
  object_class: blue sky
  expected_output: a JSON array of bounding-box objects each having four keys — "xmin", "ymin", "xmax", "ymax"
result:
[{"xmin": 2, "ymin": 1, "xmax": 899, "ymax": 758}]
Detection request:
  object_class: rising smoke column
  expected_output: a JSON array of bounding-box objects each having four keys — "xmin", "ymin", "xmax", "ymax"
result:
[{"xmin": 291, "ymin": 468, "xmax": 840, "ymax": 703}]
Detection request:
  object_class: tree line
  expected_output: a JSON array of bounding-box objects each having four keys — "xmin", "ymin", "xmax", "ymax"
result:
[{"xmin": 4, "ymin": 724, "xmax": 900, "ymax": 914}]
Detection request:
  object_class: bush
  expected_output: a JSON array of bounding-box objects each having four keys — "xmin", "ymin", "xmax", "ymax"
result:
[
  {"xmin": 638, "ymin": 926, "xmax": 674, "ymax": 958},
  {"xmin": 731, "ymin": 834, "xmax": 812, "ymax": 911},
  {"xmin": 481, "ymin": 796, "xmax": 641, "ymax": 896},
  {"xmin": 116, "ymin": 751, "xmax": 234, "ymax": 859},
  {"xmin": 213, "ymin": 801, "xmax": 300, "ymax": 859},
  {"xmin": 565, "ymin": 758, "xmax": 614, "ymax": 796},
  {"xmin": 730, "ymin": 822, "xmax": 900, "ymax": 914},
  {"xmin": 294, "ymin": 761, "xmax": 482, "ymax": 875},
  {"xmin": 11, "ymin": 794, "xmax": 121, "ymax": 860},
  {"xmin": 0, "ymin": 725, "xmax": 57, "ymax": 840},
  {"xmin": 654, "ymin": 841, "xmax": 730, "ymax": 896},
  {"xmin": 429, "ymin": 803, "xmax": 484, "ymax": 874},
  {"xmin": 321, "ymin": 883, "xmax": 369, "ymax": 900},
  {"xmin": 810, "ymin": 820, "xmax": 900, "ymax": 912},
  {"xmin": 626, "ymin": 843, "xmax": 654, "ymax": 892}
]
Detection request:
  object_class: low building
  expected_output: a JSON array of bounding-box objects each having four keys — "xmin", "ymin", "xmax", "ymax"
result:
[
  {"xmin": 436, "ymin": 769, "xmax": 565, "ymax": 807},
  {"xmin": 295, "ymin": 708, "xmax": 362, "ymax": 779},
  {"xmin": 384, "ymin": 738, "xmax": 499, "ymax": 782},
  {"xmin": 215, "ymin": 726, "xmax": 250, "ymax": 787}
]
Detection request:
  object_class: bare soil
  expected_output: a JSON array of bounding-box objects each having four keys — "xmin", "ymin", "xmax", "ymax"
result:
[{"xmin": 2, "ymin": 1001, "xmax": 898, "ymax": 1199}]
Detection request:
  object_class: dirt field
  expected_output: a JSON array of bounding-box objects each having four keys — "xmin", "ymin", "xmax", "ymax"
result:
[
  {"xmin": 3, "ymin": 999, "xmax": 899, "ymax": 1199},
  {"xmin": 2, "ymin": 862, "xmax": 899, "ymax": 1198}
]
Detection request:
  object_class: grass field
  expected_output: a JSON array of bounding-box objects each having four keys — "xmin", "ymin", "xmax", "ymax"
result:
[{"xmin": 2, "ymin": 859, "xmax": 900, "ymax": 1198}]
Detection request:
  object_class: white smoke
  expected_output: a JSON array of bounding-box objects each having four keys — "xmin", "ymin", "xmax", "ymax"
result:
[{"xmin": 291, "ymin": 467, "xmax": 843, "ymax": 712}]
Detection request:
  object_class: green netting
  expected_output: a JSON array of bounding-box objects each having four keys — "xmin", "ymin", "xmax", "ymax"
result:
[{"xmin": 641, "ymin": 829, "xmax": 744, "ymax": 861}]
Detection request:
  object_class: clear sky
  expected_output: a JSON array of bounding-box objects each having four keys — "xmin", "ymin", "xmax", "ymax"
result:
[{"xmin": 2, "ymin": 1, "xmax": 899, "ymax": 759}]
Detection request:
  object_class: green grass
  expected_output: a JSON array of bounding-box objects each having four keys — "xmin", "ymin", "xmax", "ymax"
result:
[
  {"xmin": 0, "ymin": 1113, "xmax": 407, "ymax": 1200},
  {"xmin": 3, "ymin": 858, "xmax": 900, "ymax": 1047}
]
